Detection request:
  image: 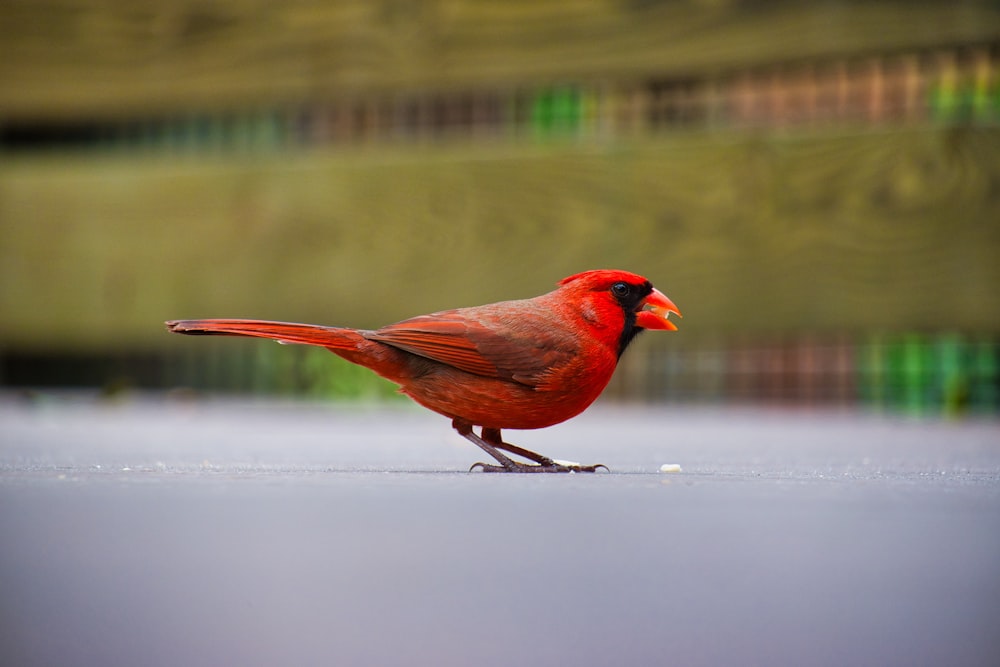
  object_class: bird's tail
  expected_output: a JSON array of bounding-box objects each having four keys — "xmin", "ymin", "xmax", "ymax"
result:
[{"xmin": 165, "ymin": 319, "xmax": 365, "ymax": 349}]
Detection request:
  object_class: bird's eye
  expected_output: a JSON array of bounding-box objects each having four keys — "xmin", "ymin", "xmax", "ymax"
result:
[{"xmin": 611, "ymin": 282, "xmax": 630, "ymax": 297}]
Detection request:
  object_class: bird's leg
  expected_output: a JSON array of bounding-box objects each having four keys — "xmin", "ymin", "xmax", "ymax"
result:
[
  {"xmin": 481, "ymin": 428, "xmax": 556, "ymax": 466},
  {"xmin": 454, "ymin": 420, "xmax": 608, "ymax": 473},
  {"xmin": 452, "ymin": 420, "xmax": 521, "ymax": 472}
]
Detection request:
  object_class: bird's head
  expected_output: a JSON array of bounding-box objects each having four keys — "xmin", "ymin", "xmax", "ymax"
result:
[
  {"xmin": 558, "ymin": 269, "xmax": 681, "ymax": 356},
  {"xmin": 559, "ymin": 270, "xmax": 681, "ymax": 330}
]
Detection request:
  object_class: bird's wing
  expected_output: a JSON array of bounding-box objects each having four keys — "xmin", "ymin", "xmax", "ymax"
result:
[
  {"xmin": 366, "ymin": 306, "xmax": 577, "ymax": 387},
  {"xmin": 368, "ymin": 317, "xmax": 500, "ymax": 378}
]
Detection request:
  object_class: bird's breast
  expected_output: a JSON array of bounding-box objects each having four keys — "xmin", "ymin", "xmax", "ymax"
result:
[{"xmin": 401, "ymin": 352, "xmax": 618, "ymax": 430}]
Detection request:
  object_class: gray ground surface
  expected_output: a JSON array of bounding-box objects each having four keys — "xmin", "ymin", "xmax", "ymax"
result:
[{"xmin": 2, "ymin": 394, "xmax": 999, "ymax": 666}]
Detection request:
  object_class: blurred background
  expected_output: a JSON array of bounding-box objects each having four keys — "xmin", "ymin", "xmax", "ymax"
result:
[{"xmin": 1, "ymin": 0, "xmax": 998, "ymax": 417}]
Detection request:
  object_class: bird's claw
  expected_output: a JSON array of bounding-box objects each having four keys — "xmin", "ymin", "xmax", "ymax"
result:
[{"xmin": 469, "ymin": 461, "xmax": 610, "ymax": 473}]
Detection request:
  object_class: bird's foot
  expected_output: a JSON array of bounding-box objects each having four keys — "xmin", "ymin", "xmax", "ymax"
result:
[
  {"xmin": 454, "ymin": 422, "xmax": 609, "ymax": 473},
  {"xmin": 469, "ymin": 460, "xmax": 609, "ymax": 473}
]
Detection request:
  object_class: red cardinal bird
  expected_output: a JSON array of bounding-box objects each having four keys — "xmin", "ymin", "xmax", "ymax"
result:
[{"xmin": 166, "ymin": 269, "xmax": 680, "ymax": 472}]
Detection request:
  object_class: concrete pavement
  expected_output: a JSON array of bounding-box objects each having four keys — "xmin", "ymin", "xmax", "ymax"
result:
[{"xmin": 2, "ymin": 395, "xmax": 998, "ymax": 666}]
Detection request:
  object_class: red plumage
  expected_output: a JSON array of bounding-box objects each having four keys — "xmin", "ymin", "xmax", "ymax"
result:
[{"xmin": 166, "ymin": 269, "xmax": 680, "ymax": 472}]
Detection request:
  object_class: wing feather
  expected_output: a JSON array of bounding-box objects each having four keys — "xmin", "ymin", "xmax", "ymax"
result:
[
  {"xmin": 367, "ymin": 319, "xmax": 500, "ymax": 378},
  {"xmin": 365, "ymin": 305, "xmax": 578, "ymax": 387}
]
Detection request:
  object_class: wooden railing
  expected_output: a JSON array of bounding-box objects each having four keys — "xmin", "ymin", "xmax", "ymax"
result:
[{"xmin": 4, "ymin": 44, "xmax": 997, "ymax": 153}]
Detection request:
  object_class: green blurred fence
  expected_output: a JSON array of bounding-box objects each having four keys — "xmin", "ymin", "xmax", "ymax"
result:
[
  {"xmin": 4, "ymin": 45, "xmax": 998, "ymax": 154},
  {"xmin": 5, "ymin": 334, "xmax": 996, "ymax": 417},
  {"xmin": 647, "ymin": 333, "xmax": 998, "ymax": 416}
]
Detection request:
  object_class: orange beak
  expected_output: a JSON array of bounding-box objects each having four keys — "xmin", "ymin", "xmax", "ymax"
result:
[{"xmin": 635, "ymin": 288, "xmax": 682, "ymax": 331}]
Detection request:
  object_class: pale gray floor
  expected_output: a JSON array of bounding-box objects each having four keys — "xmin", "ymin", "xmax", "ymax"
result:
[{"xmin": 2, "ymin": 394, "xmax": 999, "ymax": 666}]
